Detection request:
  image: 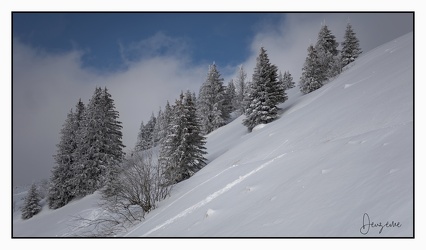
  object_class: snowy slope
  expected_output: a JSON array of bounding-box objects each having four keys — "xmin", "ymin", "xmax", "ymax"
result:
[{"xmin": 12, "ymin": 32, "xmax": 413, "ymax": 237}]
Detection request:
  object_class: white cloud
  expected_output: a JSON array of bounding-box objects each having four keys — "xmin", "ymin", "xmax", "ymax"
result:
[
  {"xmin": 12, "ymin": 36, "xmax": 208, "ymax": 186},
  {"xmin": 118, "ymin": 31, "xmax": 191, "ymax": 66}
]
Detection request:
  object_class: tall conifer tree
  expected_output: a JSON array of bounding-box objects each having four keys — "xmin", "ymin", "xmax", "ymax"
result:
[
  {"xmin": 235, "ymin": 65, "xmax": 248, "ymax": 115},
  {"xmin": 74, "ymin": 87, "xmax": 124, "ymax": 197},
  {"xmin": 197, "ymin": 63, "xmax": 228, "ymax": 134},
  {"xmin": 299, "ymin": 45, "xmax": 323, "ymax": 94},
  {"xmin": 243, "ymin": 47, "xmax": 284, "ymax": 131},
  {"xmin": 341, "ymin": 22, "xmax": 362, "ymax": 67},
  {"xmin": 48, "ymin": 99, "xmax": 85, "ymax": 209},
  {"xmin": 315, "ymin": 24, "xmax": 340, "ymax": 81},
  {"xmin": 160, "ymin": 92, "xmax": 207, "ymax": 184},
  {"xmin": 21, "ymin": 183, "xmax": 41, "ymax": 219}
]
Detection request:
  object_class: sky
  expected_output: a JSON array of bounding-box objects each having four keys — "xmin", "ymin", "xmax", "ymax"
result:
[{"xmin": 10, "ymin": 11, "xmax": 413, "ymax": 186}]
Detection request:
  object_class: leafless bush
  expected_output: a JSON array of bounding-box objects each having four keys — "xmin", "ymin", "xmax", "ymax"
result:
[
  {"xmin": 114, "ymin": 150, "xmax": 172, "ymax": 215},
  {"xmin": 71, "ymin": 150, "xmax": 172, "ymax": 237}
]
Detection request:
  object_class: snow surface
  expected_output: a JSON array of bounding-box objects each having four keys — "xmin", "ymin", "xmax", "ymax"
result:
[{"xmin": 12, "ymin": 32, "xmax": 413, "ymax": 238}]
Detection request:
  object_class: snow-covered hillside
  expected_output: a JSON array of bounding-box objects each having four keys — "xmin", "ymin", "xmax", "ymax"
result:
[{"xmin": 13, "ymin": 32, "xmax": 413, "ymax": 237}]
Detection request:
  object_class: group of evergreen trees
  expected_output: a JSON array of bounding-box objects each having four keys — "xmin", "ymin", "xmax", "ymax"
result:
[
  {"xmin": 47, "ymin": 87, "xmax": 125, "ymax": 209},
  {"xmin": 159, "ymin": 91, "xmax": 207, "ymax": 184},
  {"xmin": 134, "ymin": 63, "xmax": 251, "ymax": 185},
  {"xmin": 135, "ymin": 91, "xmax": 208, "ymax": 185},
  {"xmin": 22, "ymin": 20, "xmax": 362, "ymax": 221},
  {"xmin": 300, "ymin": 22, "xmax": 362, "ymax": 94}
]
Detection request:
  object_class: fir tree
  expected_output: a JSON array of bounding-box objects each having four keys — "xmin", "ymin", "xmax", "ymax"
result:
[
  {"xmin": 276, "ymin": 72, "xmax": 288, "ymax": 103},
  {"xmin": 299, "ymin": 45, "xmax": 323, "ymax": 94},
  {"xmin": 159, "ymin": 101, "xmax": 173, "ymax": 144},
  {"xmin": 282, "ymin": 71, "xmax": 295, "ymax": 90},
  {"xmin": 48, "ymin": 99, "xmax": 85, "ymax": 209},
  {"xmin": 135, "ymin": 121, "xmax": 145, "ymax": 151},
  {"xmin": 48, "ymin": 109, "xmax": 76, "ymax": 209},
  {"xmin": 21, "ymin": 183, "xmax": 41, "ymax": 219},
  {"xmin": 191, "ymin": 91, "xmax": 197, "ymax": 104},
  {"xmin": 101, "ymin": 87, "xmax": 126, "ymax": 197},
  {"xmin": 180, "ymin": 91, "xmax": 207, "ymax": 178},
  {"xmin": 341, "ymin": 22, "xmax": 362, "ymax": 68},
  {"xmin": 197, "ymin": 63, "xmax": 228, "ymax": 134},
  {"xmin": 160, "ymin": 92, "xmax": 207, "ymax": 184},
  {"xmin": 315, "ymin": 24, "xmax": 340, "ymax": 81},
  {"xmin": 152, "ymin": 108, "xmax": 163, "ymax": 147},
  {"xmin": 243, "ymin": 47, "xmax": 284, "ymax": 131},
  {"xmin": 235, "ymin": 65, "xmax": 248, "ymax": 114},
  {"xmin": 135, "ymin": 113, "xmax": 157, "ymax": 151},
  {"xmin": 224, "ymin": 79, "xmax": 237, "ymax": 115},
  {"xmin": 74, "ymin": 87, "xmax": 125, "ymax": 197}
]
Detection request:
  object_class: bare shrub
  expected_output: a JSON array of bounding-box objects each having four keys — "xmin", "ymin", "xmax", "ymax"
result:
[
  {"xmin": 71, "ymin": 150, "xmax": 172, "ymax": 236},
  {"xmin": 113, "ymin": 150, "xmax": 171, "ymax": 215}
]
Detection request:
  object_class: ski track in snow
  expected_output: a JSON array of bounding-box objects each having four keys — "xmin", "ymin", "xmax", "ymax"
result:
[
  {"xmin": 124, "ymin": 162, "xmax": 240, "ymax": 236},
  {"xmin": 138, "ymin": 153, "xmax": 287, "ymax": 237}
]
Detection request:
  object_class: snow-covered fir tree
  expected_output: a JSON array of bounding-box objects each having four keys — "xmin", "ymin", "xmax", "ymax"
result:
[
  {"xmin": 299, "ymin": 45, "xmax": 323, "ymax": 94},
  {"xmin": 152, "ymin": 108, "xmax": 163, "ymax": 147},
  {"xmin": 315, "ymin": 24, "xmax": 340, "ymax": 81},
  {"xmin": 276, "ymin": 72, "xmax": 289, "ymax": 103},
  {"xmin": 48, "ymin": 109, "xmax": 76, "ymax": 209},
  {"xmin": 159, "ymin": 91, "xmax": 207, "ymax": 184},
  {"xmin": 224, "ymin": 79, "xmax": 237, "ymax": 115},
  {"xmin": 235, "ymin": 65, "xmax": 248, "ymax": 114},
  {"xmin": 146, "ymin": 113, "xmax": 157, "ymax": 147},
  {"xmin": 197, "ymin": 63, "xmax": 229, "ymax": 135},
  {"xmin": 21, "ymin": 183, "xmax": 41, "ymax": 220},
  {"xmin": 157, "ymin": 101, "xmax": 173, "ymax": 145},
  {"xmin": 48, "ymin": 99, "xmax": 85, "ymax": 209},
  {"xmin": 73, "ymin": 87, "xmax": 125, "ymax": 197},
  {"xmin": 135, "ymin": 113, "xmax": 157, "ymax": 151},
  {"xmin": 282, "ymin": 71, "xmax": 295, "ymax": 90},
  {"xmin": 135, "ymin": 121, "xmax": 145, "ymax": 150},
  {"xmin": 341, "ymin": 22, "xmax": 362, "ymax": 68},
  {"xmin": 101, "ymin": 87, "xmax": 126, "ymax": 197},
  {"xmin": 243, "ymin": 47, "xmax": 285, "ymax": 131}
]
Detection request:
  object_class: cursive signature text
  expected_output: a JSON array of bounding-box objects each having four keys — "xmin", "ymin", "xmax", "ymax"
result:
[{"xmin": 360, "ymin": 213, "xmax": 402, "ymax": 235}]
